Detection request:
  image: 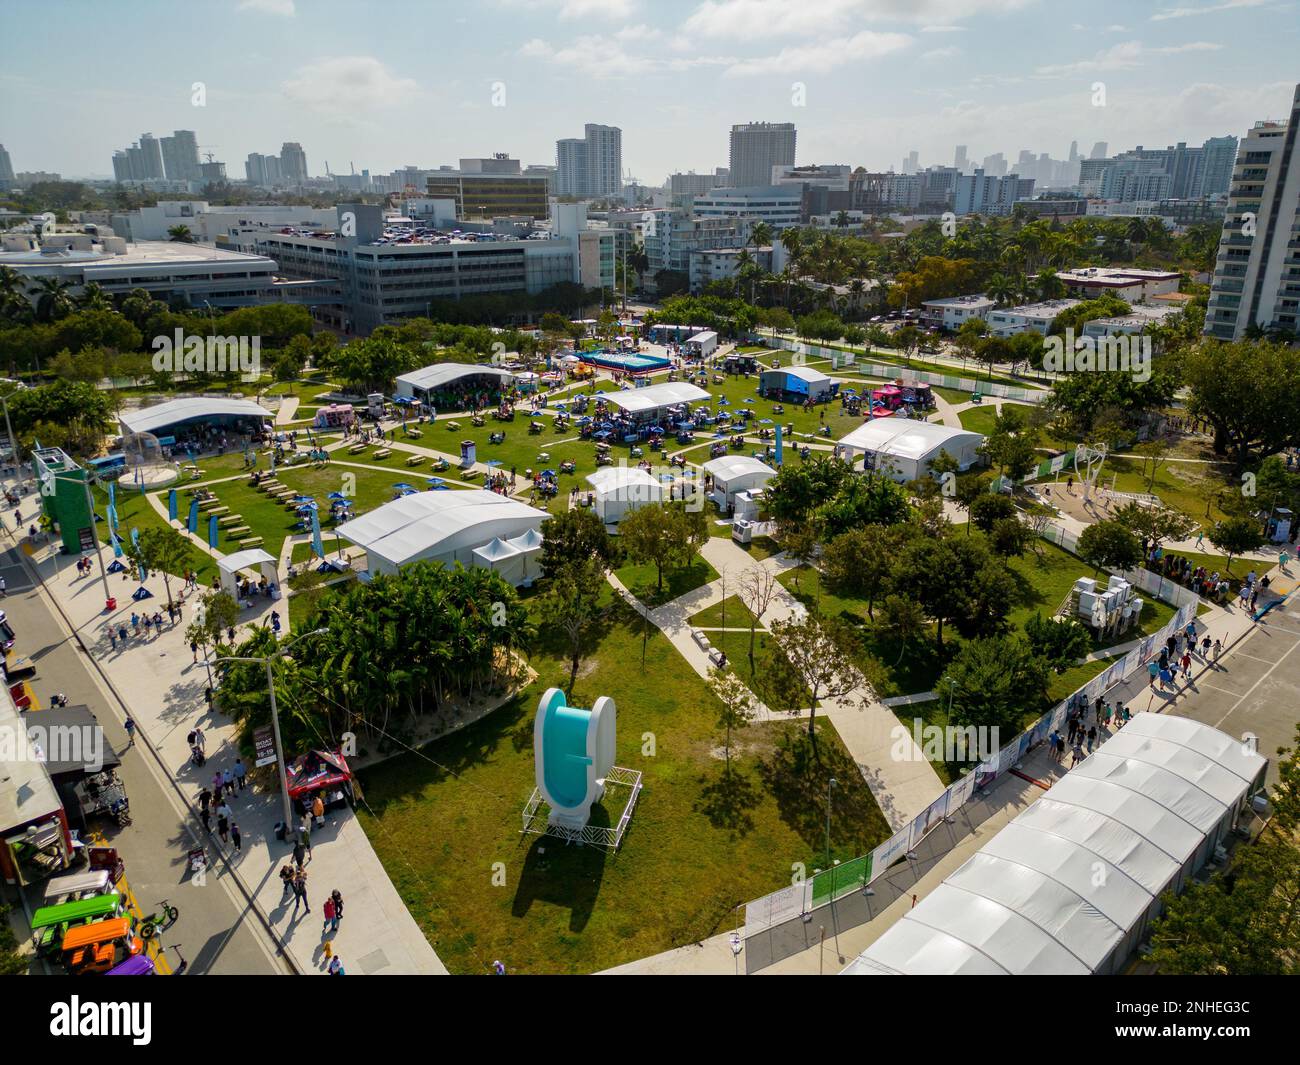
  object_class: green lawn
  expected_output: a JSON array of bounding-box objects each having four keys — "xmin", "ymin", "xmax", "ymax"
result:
[
  {"xmin": 688, "ymin": 594, "xmax": 758, "ymax": 630},
  {"xmin": 1105, "ymin": 455, "xmax": 1237, "ymax": 527},
  {"xmin": 958, "ymin": 403, "xmax": 1035, "ymax": 436},
  {"xmin": 354, "ymin": 593, "xmax": 890, "ymax": 974},
  {"xmin": 614, "ymin": 556, "xmax": 719, "ymax": 608}
]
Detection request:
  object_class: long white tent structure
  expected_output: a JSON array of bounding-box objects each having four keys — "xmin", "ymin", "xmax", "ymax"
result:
[
  {"xmin": 838, "ymin": 419, "xmax": 983, "ymax": 482},
  {"xmin": 702, "ymin": 455, "xmax": 776, "ymax": 508},
  {"xmin": 395, "ymin": 362, "xmax": 516, "ymax": 400},
  {"xmin": 602, "ymin": 381, "xmax": 710, "ymax": 421},
  {"xmin": 336, "ymin": 489, "xmax": 547, "ymax": 580},
  {"xmin": 842, "ymin": 714, "xmax": 1267, "ymax": 976},
  {"xmin": 118, "ymin": 397, "xmax": 272, "ymax": 438},
  {"xmin": 586, "ymin": 466, "xmax": 664, "ymax": 524}
]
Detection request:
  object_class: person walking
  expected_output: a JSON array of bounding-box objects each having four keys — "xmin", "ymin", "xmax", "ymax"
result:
[
  {"xmin": 322, "ymin": 894, "xmax": 336, "ymax": 936},
  {"xmin": 292, "ymin": 839, "xmax": 306, "ymax": 870},
  {"xmin": 234, "ymin": 758, "xmax": 247, "ymax": 792},
  {"xmin": 300, "ymin": 817, "xmax": 313, "ymax": 860},
  {"xmin": 216, "ymin": 810, "xmax": 229, "ymax": 844},
  {"xmin": 280, "ymin": 863, "xmax": 296, "ymax": 900},
  {"xmin": 1213, "ymin": 638, "xmax": 1222, "ymax": 662},
  {"xmin": 330, "ymin": 889, "xmax": 343, "ymax": 929},
  {"xmin": 109, "ymin": 626, "xmax": 117, "ymax": 651},
  {"xmin": 292, "ymin": 868, "xmax": 310, "ymax": 916},
  {"xmin": 1201, "ymin": 634, "xmax": 1212, "ymax": 657},
  {"xmin": 192, "ymin": 726, "xmax": 205, "ymax": 753},
  {"xmin": 198, "ymin": 787, "xmax": 211, "ymax": 817},
  {"xmin": 1086, "ymin": 726, "xmax": 1097, "ymax": 754},
  {"xmin": 191, "ymin": 640, "xmax": 199, "ymax": 663},
  {"xmin": 123, "ymin": 715, "xmax": 136, "ymax": 748},
  {"xmin": 328, "ymin": 955, "xmax": 344, "ymax": 975},
  {"xmin": 1180, "ymin": 651, "xmax": 1193, "ymax": 680},
  {"xmin": 230, "ymin": 820, "xmax": 242, "ymax": 853},
  {"xmin": 222, "ymin": 767, "xmax": 234, "ymax": 798},
  {"xmin": 1147, "ymin": 659, "xmax": 1159, "ymax": 688}
]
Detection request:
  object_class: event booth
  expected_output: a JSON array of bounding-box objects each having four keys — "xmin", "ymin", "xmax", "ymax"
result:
[
  {"xmin": 842, "ymin": 714, "xmax": 1268, "ymax": 976},
  {"xmin": 702, "ymin": 455, "xmax": 776, "ymax": 510},
  {"xmin": 218, "ymin": 548, "xmax": 280, "ymax": 601},
  {"xmin": 838, "ymin": 419, "xmax": 984, "ymax": 481},
  {"xmin": 759, "ymin": 366, "xmax": 838, "ymax": 403},
  {"xmin": 586, "ymin": 467, "xmax": 664, "ymax": 524}
]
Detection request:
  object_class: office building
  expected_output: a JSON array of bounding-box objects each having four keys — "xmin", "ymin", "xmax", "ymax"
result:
[
  {"xmin": 669, "ymin": 171, "xmax": 722, "ymax": 207},
  {"xmin": 1205, "ymin": 83, "xmax": 1300, "ymax": 340},
  {"xmin": 728, "ymin": 122, "xmax": 796, "ymax": 188},
  {"xmin": 160, "ymin": 130, "xmax": 201, "ymax": 183},
  {"xmin": 1200, "ymin": 136, "xmax": 1239, "ymax": 198},
  {"xmin": 954, "ymin": 170, "xmax": 1035, "ymax": 216},
  {"xmin": 691, "ymin": 186, "xmax": 803, "ymax": 230},
  {"xmin": 643, "ymin": 211, "xmax": 751, "ymax": 280},
  {"xmin": 0, "ymin": 145, "xmax": 15, "ymax": 190},
  {"xmin": 425, "ymin": 167, "xmax": 549, "ymax": 220}
]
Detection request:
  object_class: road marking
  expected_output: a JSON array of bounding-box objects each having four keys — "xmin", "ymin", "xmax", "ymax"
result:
[
  {"xmin": 1213, "ymin": 634, "xmax": 1300, "ymax": 730},
  {"xmin": 1234, "ymin": 652, "xmax": 1285, "ymax": 664}
]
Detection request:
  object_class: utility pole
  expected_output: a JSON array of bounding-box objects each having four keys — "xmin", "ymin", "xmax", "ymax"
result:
[{"xmin": 78, "ymin": 471, "xmax": 114, "ymax": 611}]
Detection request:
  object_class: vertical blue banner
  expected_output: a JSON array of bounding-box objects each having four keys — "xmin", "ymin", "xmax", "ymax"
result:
[
  {"xmin": 208, "ymin": 515, "xmax": 219, "ymax": 548},
  {"xmin": 188, "ymin": 499, "xmax": 199, "ymax": 533},
  {"xmin": 108, "ymin": 481, "xmax": 116, "ymax": 510},
  {"xmin": 107, "ymin": 503, "xmax": 118, "ymax": 531},
  {"xmin": 310, "ymin": 507, "xmax": 323, "ymax": 559},
  {"xmin": 168, "ymin": 489, "xmax": 177, "ymax": 522},
  {"xmin": 109, "ymin": 524, "xmax": 123, "ymax": 558},
  {"xmin": 130, "ymin": 527, "xmax": 145, "ymax": 582},
  {"xmin": 775, "ymin": 424, "xmax": 783, "ymax": 465}
]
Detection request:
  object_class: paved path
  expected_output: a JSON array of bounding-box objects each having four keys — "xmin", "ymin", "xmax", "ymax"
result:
[
  {"xmin": 3, "ymin": 477, "xmax": 448, "ymax": 976},
  {"xmin": 274, "ymin": 397, "xmax": 300, "ymax": 425}
]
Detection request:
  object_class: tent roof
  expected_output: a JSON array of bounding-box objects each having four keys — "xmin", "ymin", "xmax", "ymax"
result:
[
  {"xmin": 120, "ymin": 397, "xmax": 271, "ymax": 436},
  {"xmin": 603, "ymin": 382, "xmax": 710, "ymax": 415},
  {"xmin": 702, "ymin": 455, "xmax": 776, "ymax": 482},
  {"xmin": 585, "ymin": 466, "xmax": 664, "ymax": 497},
  {"xmin": 838, "ymin": 419, "xmax": 983, "ymax": 461},
  {"xmin": 218, "ymin": 548, "xmax": 277, "ymax": 574},
  {"xmin": 842, "ymin": 714, "xmax": 1265, "ymax": 976},
  {"xmin": 506, "ymin": 527, "xmax": 544, "ymax": 552},
  {"xmin": 764, "ymin": 365, "xmax": 830, "ymax": 384},
  {"xmin": 336, "ymin": 489, "xmax": 547, "ymax": 568},
  {"xmin": 396, "ymin": 362, "xmax": 515, "ymax": 392},
  {"xmin": 472, "ymin": 537, "xmax": 522, "ymax": 562},
  {"xmin": 32, "ymin": 705, "xmax": 123, "ymax": 778}
]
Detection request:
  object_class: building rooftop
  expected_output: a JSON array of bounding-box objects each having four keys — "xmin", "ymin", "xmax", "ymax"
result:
[{"xmin": 0, "ymin": 240, "xmax": 271, "ymax": 267}]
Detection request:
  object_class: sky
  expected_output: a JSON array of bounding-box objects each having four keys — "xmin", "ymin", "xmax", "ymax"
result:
[{"xmin": 1, "ymin": 0, "xmax": 1297, "ymax": 184}]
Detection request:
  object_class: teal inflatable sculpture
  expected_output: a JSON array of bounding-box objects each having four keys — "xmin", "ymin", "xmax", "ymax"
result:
[{"xmin": 534, "ymin": 687, "xmax": 616, "ymax": 830}]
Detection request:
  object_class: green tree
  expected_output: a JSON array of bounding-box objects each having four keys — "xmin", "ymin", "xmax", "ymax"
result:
[
  {"xmin": 539, "ymin": 507, "xmax": 621, "ymax": 579},
  {"xmin": 761, "ymin": 613, "xmax": 874, "ymax": 746},
  {"xmin": 1077, "ymin": 520, "xmax": 1143, "ymax": 576},
  {"xmin": 618, "ymin": 501, "xmax": 707, "ymax": 594},
  {"xmin": 707, "ymin": 671, "xmax": 758, "ymax": 775},
  {"xmin": 1023, "ymin": 612, "xmax": 1091, "ymax": 673},
  {"xmin": 1183, "ymin": 339, "xmax": 1300, "ymax": 470},
  {"xmin": 1112, "ymin": 501, "xmax": 1198, "ymax": 557},
  {"xmin": 1207, "ymin": 516, "xmax": 1266, "ymax": 573},
  {"xmin": 968, "ymin": 492, "xmax": 1015, "ymax": 534},
  {"xmin": 122, "ymin": 526, "xmax": 196, "ymax": 608},
  {"xmin": 537, "ymin": 558, "xmax": 606, "ymax": 697},
  {"xmin": 940, "ymin": 634, "xmax": 1050, "ymax": 736}
]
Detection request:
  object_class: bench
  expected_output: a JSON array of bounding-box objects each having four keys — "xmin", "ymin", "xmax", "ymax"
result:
[
  {"xmin": 226, "ymin": 525, "xmax": 251, "ymax": 537},
  {"xmin": 206, "ymin": 505, "xmax": 230, "ymax": 517},
  {"xmin": 348, "ymin": 443, "xmax": 367, "ymax": 455},
  {"xmin": 405, "ymin": 454, "xmax": 425, "ymax": 467},
  {"xmin": 218, "ymin": 515, "xmax": 243, "ymax": 527},
  {"xmin": 238, "ymin": 537, "xmax": 264, "ymax": 549},
  {"xmin": 708, "ymin": 648, "xmax": 725, "ymax": 667},
  {"xmin": 374, "ymin": 448, "xmax": 392, "ymax": 459},
  {"xmin": 198, "ymin": 498, "xmax": 222, "ymax": 511},
  {"xmin": 691, "ymin": 629, "xmax": 712, "ymax": 651}
]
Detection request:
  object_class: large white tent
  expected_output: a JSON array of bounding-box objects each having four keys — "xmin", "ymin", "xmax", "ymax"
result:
[
  {"xmin": 119, "ymin": 397, "xmax": 271, "ymax": 438},
  {"xmin": 702, "ymin": 455, "xmax": 776, "ymax": 508},
  {"xmin": 336, "ymin": 489, "xmax": 547, "ymax": 580},
  {"xmin": 602, "ymin": 381, "xmax": 710, "ymax": 422},
  {"xmin": 395, "ymin": 362, "xmax": 516, "ymax": 400},
  {"xmin": 842, "ymin": 714, "xmax": 1267, "ymax": 976},
  {"xmin": 838, "ymin": 419, "xmax": 984, "ymax": 481},
  {"xmin": 218, "ymin": 547, "xmax": 280, "ymax": 600},
  {"xmin": 586, "ymin": 466, "xmax": 664, "ymax": 524}
]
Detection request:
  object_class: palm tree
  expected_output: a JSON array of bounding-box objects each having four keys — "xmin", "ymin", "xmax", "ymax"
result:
[
  {"xmin": 749, "ymin": 221, "xmax": 773, "ymax": 249},
  {"xmin": 29, "ymin": 277, "xmax": 74, "ymax": 322},
  {"xmin": 77, "ymin": 282, "xmax": 111, "ymax": 312},
  {"xmin": 985, "ymin": 273, "xmax": 1016, "ymax": 307},
  {"xmin": 168, "ymin": 224, "xmax": 195, "ymax": 243}
]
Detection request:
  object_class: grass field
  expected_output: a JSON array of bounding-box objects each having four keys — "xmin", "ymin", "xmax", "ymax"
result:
[
  {"xmin": 958, "ymin": 403, "xmax": 1035, "ymax": 436},
  {"xmin": 614, "ymin": 555, "xmax": 719, "ymax": 607},
  {"xmin": 353, "ymin": 592, "xmax": 891, "ymax": 974}
]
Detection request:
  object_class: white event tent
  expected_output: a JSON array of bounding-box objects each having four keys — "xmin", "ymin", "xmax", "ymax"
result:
[
  {"xmin": 585, "ymin": 466, "xmax": 664, "ymax": 524},
  {"xmin": 842, "ymin": 714, "xmax": 1267, "ymax": 976},
  {"xmin": 837, "ymin": 419, "xmax": 984, "ymax": 481}
]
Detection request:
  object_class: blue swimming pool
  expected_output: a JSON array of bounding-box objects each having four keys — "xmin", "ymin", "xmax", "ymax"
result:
[{"xmin": 580, "ymin": 349, "xmax": 671, "ymax": 373}]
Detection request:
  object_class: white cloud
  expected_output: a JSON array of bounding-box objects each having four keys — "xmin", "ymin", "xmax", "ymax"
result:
[
  {"xmin": 1150, "ymin": 0, "xmax": 1266, "ymax": 19},
  {"xmin": 921, "ymin": 46, "xmax": 960, "ymax": 60},
  {"xmin": 723, "ymin": 29, "xmax": 912, "ymax": 76},
  {"xmin": 496, "ymin": 0, "xmax": 637, "ymax": 18},
  {"xmin": 238, "ymin": 0, "xmax": 295, "ymax": 14},
  {"xmin": 683, "ymin": 0, "xmax": 1032, "ymax": 39},
  {"xmin": 1035, "ymin": 39, "xmax": 1221, "ymax": 76},
  {"xmin": 517, "ymin": 35, "xmax": 733, "ymax": 78},
  {"xmin": 920, "ymin": 24, "xmax": 966, "ymax": 32},
  {"xmin": 282, "ymin": 56, "xmax": 420, "ymax": 111}
]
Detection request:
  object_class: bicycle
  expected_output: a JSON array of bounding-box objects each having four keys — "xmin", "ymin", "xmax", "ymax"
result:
[
  {"xmin": 139, "ymin": 899, "xmax": 180, "ymax": 940},
  {"xmin": 158, "ymin": 942, "xmax": 188, "ymax": 975}
]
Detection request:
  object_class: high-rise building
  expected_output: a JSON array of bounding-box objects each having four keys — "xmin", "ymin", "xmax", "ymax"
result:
[
  {"xmin": 669, "ymin": 171, "xmax": 722, "ymax": 207},
  {"xmin": 1199, "ymin": 135, "xmax": 1239, "ymax": 198},
  {"xmin": 955, "ymin": 170, "xmax": 1036, "ymax": 215},
  {"xmin": 727, "ymin": 122, "xmax": 796, "ymax": 188},
  {"xmin": 160, "ymin": 130, "xmax": 201, "ymax": 182},
  {"xmin": 1089, "ymin": 142, "xmax": 1108, "ymax": 159},
  {"xmin": 425, "ymin": 169, "xmax": 549, "ymax": 219},
  {"xmin": 981, "ymin": 152, "xmax": 1007, "ymax": 177},
  {"xmin": 280, "ymin": 142, "xmax": 308, "ymax": 184},
  {"xmin": 954, "ymin": 145, "xmax": 968, "ymax": 172},
  {"xmin": 0, "ymin": 144, "xmax": 14, "ymax": 186},
  {"xmin": 199, "ymin": 161, "xmax": 227, "ymax": 184},
  {"xmin": 554, "ymin": 125, "xmax": 622, "ymax": 198},
  {"xmin": 137, "ymin": 134, "xmax": 165, "ymax": 180},
  {"xmin": 1205, "ymin": 84, "xmax": 1300, "ymax": 341},
  {"xmin": 902, "ymin": 150, "xmax": 919, "ymax": 175}
]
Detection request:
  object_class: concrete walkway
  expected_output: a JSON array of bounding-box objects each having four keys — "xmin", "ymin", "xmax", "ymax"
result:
[{"xmin": 4, "ymin": 475, "xmax": 448, "ymax": 976}]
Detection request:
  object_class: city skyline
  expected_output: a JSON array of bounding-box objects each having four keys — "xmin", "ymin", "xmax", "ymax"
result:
[{"xmin": 1, "ymin": 0, "xmax": 1296, "ymax": 182}]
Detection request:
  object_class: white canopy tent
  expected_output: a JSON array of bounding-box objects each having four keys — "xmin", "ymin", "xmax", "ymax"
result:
[
  {"xmin": 585, "ymin": 466, "xmax": 664, "ymax": 524},
  {"xmin": 471, "ymin": 537, "xmax": 526, "ymax": 586},
  {"xmin": 838, "ymin": 419, "xmax": 984, "ymax": 482},
  {"xmin": 842, "ymin": 714, "xmax": 1267, "ymax": 976},
  {"xmin": 702, "ymin": 455, "xmax": 776, "ymax": 508},
  {"xmin": 602, "ymin": 381, "xmax": 710, "ymax": 422},
  {"xmin": 505, "ymin": 527, "xmax": 544, "ymax": 586},
  {"xmin": 394, "ymin": 362, "xmax": 516, "ymax": 400},
  {"xmin": 336, "ymin": 489, "xmax": 547, "ymax": 579},
  {"xmin": 217, "ymin": 548, "xmax": 280, "ymax": 601}
]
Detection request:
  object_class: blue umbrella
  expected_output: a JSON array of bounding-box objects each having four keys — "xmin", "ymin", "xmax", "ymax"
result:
[
  {"xmin": 486, "ymin": 459, "xmax": 503, "ymax": 467},
  {"xmin": 327, "ymin": 491, "xmax": 346, "ymax": 500},
  {"xmin": 392, "ymin": 482, "xmax": 414, "ymax": 490},
  {"xmin": 759, "ymin": 418, "xmax": 774, "ymax": 424},
  {"xmin": 426, "ymin": 477, "xmax": 445, "ymax": 486},
  {"xmin": 743, "ymin": 398, "xmax": 755, "ymax": 404}
]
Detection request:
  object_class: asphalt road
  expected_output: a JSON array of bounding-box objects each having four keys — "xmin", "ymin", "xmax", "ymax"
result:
[{"xmin": 4, "ymin": 544, "xmax": 289, "ymax": 975}]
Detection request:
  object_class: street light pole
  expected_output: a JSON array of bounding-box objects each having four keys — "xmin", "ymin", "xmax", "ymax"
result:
[
  {"xmin": 215, "ymin": 627, "xmax": 327, "ymax": 844},
  {"xmin": 78, "ymin": 471, "xmax": 114, "ymax": 611},
  {"xmin": 825, "ymin": 777, "xmax": 838, "ymax": 868}
]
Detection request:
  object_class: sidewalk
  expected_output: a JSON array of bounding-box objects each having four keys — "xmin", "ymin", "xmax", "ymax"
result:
[{"xmin": 6, "ymin": 479, "xmax": 447, "ymax": 976}]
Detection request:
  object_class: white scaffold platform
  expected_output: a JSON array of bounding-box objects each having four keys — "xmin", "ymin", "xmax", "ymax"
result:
[{"xmin": 520, "ymin": 766, "xmax": 643, "ymax": 850}]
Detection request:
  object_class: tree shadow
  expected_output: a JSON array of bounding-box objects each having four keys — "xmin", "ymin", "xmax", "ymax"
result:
[{"xmin": 694, "ymin": 765, "xmax": 760, "ymax": 837}]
